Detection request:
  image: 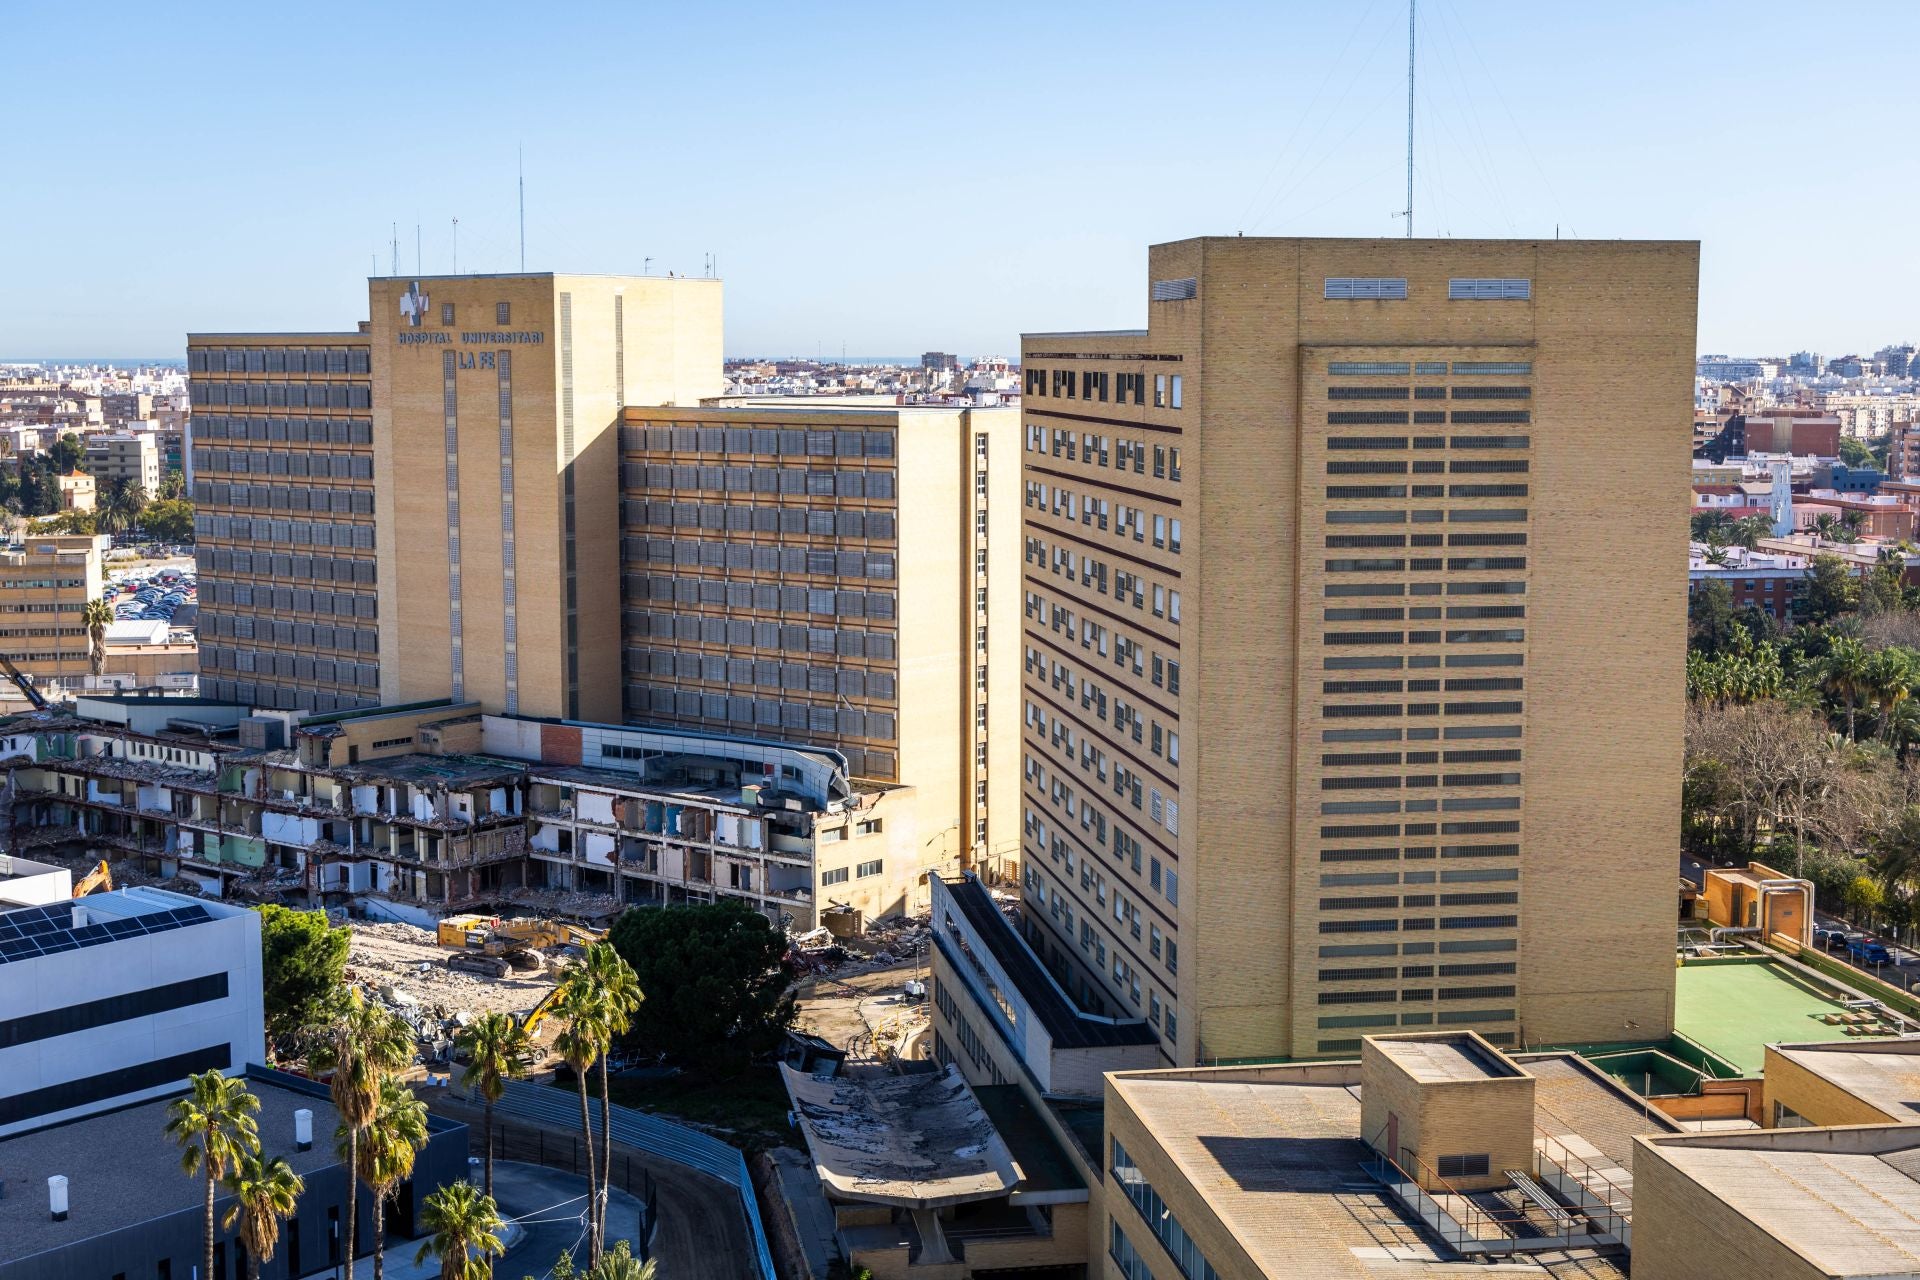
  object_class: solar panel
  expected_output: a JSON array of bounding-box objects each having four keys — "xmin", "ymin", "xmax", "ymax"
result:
[{"xmin": 0, "ymin": 900, "xmax": 214, "ymax": 965}]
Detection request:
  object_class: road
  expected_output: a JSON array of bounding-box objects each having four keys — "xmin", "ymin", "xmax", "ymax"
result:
[{"xmin": 1682, "ymin": 853, "xmax": 1920, "ymax": 994}]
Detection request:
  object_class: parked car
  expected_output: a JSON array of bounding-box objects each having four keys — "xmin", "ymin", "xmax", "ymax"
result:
[
  {"xmin": 1815, "ymin": 926, "xmax": 1852, "ymax": 950},
  {"xmin": 1848, "ymin": 938, "xmax": 1894, "ymax": 966}
]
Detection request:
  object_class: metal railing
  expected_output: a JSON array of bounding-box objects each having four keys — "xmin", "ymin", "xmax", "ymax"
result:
[{"xmin": 493, "ymin": 1078, "xmax": 776, "ymax": 1280}]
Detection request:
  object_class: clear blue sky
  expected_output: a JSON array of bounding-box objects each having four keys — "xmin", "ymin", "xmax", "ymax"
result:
[{"xmin": 4, "ymin": 0, "xmax": 1915, "ymax": 360}]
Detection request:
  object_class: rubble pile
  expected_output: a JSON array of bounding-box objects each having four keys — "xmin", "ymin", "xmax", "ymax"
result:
[{"xmin": 346, "ymin": 920, "xmax": 561, "ymax": 1025}]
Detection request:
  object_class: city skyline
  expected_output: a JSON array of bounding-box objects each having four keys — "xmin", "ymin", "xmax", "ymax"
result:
[{"xmin": 7, "ymin": 0, "xmax": 1918, "ymax": 359}]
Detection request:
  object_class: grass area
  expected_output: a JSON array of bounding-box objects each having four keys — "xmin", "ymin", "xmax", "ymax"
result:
[
  {"xmin": 559, "ymin": 1064, "xmax": 794, "ymax": 1153},
  {"xmin": 1675, "ymin": 958, "xmax": 1853, "ymax": 1076}
]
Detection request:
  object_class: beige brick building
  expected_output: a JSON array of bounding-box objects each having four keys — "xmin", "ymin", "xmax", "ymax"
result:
[
  {"xmin": 187, "ymin": 330, "xmax": 380, "ymax": 712},
  {"xmin": 1019, "ymin": 237, "xmax": 1698, "ymax": 1064},
  {"xmin": 370, "ymin": 273, "xmax": 723, "ymax": 722},
  {"xmin": 616, "ymin": 404, "xmax": 1022, "ymax": 879}
]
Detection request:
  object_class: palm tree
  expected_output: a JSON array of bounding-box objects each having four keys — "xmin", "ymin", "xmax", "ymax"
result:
[
  {"xmin": 1730, "ymin": 513, "xmax": 1773, "ymax": 549},
  {"xmin": 415, "ymin": 1181, "xmax": 507, "ymax": 1280},
  {"xmin": 81, "ymin": 597, "xmax": 112, "ymax": 678},
  {"xmin": 349, "ymin": 1077, "xmax": 430, "ymax": 1280},
  {"xmin": 165, "ymin": 1070, "xmax": 262, "ymax": 1280},
  {"xmin": 1821, "ymin": 636, "xmax": 1874, "ymax": 739},
  {"xmin": 588, "ymin": 1241, "xmax": 657, "ymax": 1280},
  {"xmin": 583, "ymin": 943, "xmax": 644, "ymax": 1262},
  {"xmin": 96, "ymin": 475, "xmax": 148, "ymax": 535},
  {"xmin": 313, "ymin": 989, "xmax": 416, "ymax": 1280},
  {"xmin": 554, "ymin": 967, "xmax": 609, "ymax": 1266},
  {"xmin": 453, "ymin": 1012, "xmax": 531, "ymax": 1199},
  {"xmin": 1865, "ymin": 647, "xmax": 1916, "ymax": 739},
  {"xmin": 223, "ymin": 1151, "xmax": 305, "ymax": 1280}
]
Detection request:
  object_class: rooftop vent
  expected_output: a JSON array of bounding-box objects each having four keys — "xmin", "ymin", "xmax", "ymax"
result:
[
  {"xmin": 1326, "ymin": 278, "xmax": 1409, "ymax": 301},
  {"xmin": 1151, "ymin": 277, "xmax": 1198, "ymax": 302}
]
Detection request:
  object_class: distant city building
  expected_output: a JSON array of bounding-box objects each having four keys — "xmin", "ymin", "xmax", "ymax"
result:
[
  {"xmin": 82, "ymin": 430, "xmax": 160, "ymax": 495},
  {"xmin": 1788, "ymin": 350, "xmax": 1824, "ymax": 376},
  {"xmin": 921, "ymin": 351, "xmax": 959, "ymax": 372},
  {"xmin": 1697, "ymin": 355, "xmax": 1777, "ymax": 380}
]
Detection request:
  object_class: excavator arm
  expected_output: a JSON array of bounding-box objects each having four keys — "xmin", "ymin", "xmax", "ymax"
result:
[
  {"xmin": 0, "ymin": 654, "xmax": 48, "ymax": 711},
  {"xmin": 73, "ymin": 860, "xmax": 113, "ymax": 897}
]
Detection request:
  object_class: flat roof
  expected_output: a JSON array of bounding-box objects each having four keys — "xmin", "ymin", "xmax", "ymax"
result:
[
  {"xmin": 339, "ymin": 752, "xmax": 524, "ymax": 788},
  {"xmin": 1372, "ymin": 1034, "xmax": 1520, "ymax": 1083},
  {"xmin": 940, "ymin": 875, "xmax": 1158, "ymax": 1051},
  {"xmin": 1676, "ymin": 959, "xmax": 1862, "ymax": 1076},
  {"xmin": 0, "ymin": 1075, "xmax": 344, "ymax": 1263},
  {"xmin": 0, "ymin": 888, "xmax": 220, "ymax": 966},
  {"xmin": 1645, "ymin": 1132, "xmax": 1920, "ymax": 1276},
  {"xmin": 1771, "ymin": 1040, "xmax": 1920, "ymax": 1121},
  {"xmin": 781, "ymin": 1064, "xmax": 1018, "ymax": 1208}
]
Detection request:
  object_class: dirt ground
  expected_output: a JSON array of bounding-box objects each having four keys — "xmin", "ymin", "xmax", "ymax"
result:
[
  {"xmin": 792, "ymin": 956, "xmax": 929, "ymax": 1068},
  {"xmin": 348, "ymin": 920, "xmax": 563, "ymax": 1026}
]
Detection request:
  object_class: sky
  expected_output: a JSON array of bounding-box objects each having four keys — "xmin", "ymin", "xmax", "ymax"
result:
[{"xmin": 3, "ymin": 0, "xmax": 1916, "ymax": 360}]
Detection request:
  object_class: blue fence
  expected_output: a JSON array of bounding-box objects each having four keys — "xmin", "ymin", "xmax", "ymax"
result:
[{"xmin": 496, "ymin": 1079, "xmax": 777, "ymax": 1280}]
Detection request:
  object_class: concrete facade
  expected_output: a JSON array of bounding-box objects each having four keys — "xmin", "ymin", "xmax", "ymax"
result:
[
  {"xmin": 0, "ymin": 533, "xmax": 102, "ymax": 686},
  {"xmin": 1019, "ymin": 237, "xmax": 1697, "ymax": 1064}
]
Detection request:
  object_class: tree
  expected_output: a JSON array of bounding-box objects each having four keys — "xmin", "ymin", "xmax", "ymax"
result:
[
  {"xmin": 1865, "ymin": 646, "xmax": 1917, "ymax": 739},
  {"xmin": 97, "ymin": 475, "xmax": 148, "ymax": 535},
  {"xmin": 165, "ymin": 1070, "xmax": 262, "ymax": 1280},
  {"xmin": 223, "ymin": 1151, "xmax": 305, "ymax": 1280},
  {"xmin": 583, "ymin": 943, "xmax": 643, "ymax": 1261},
  {"xmin": 257, "ymin": 904, "xmax": 350, "ymax": 1058},
  {"xmin": 1820, "ymin": 635, "xmax": 1874, "ymax": 738},
  {"xmin": 30, "ymin": 508, "xmax": 96, "ymax": 535},
  {"xmin": 158, "ymin": 467, "xmax": 187, "ymax": 500},
  {"xmin": 1730, "ymin": 513, "xmax": 1773, "ymax": 549},
  {"xmin": 554, "ymin": 970, "xmax": 609, "ymax": 1268},
  {"xmin": 49, "ymin": 432, "xmax": 84, "ymax": 473},
  {"xmin": 415, "ymin": 1181, "xmax": 506, "ymax": 1280},
  {"xmin": 606, "ymin": 900, "xmax": 797, "ymax": 1070},
  {"xmin": 587, "ymin": 1241, "xmax": 656, "ymax": 1280},
  {"xmin": 1689, "ymin": 579, "xmax": 1742, "ymax": 657},
  {"xmin": 349, "ymin": 1077, "xmax": 430, "ymax": 1280},
  {"xmin": 82, "ymin": 597, "xmax": 113, "ymax": 678},
  {"xmin": 140, "ymin": 496, "xmax": 196, "ymax": 544},
  {"xmin": 1845, "ymin": 874, "xmax": 1886, "ymax": 926},
  {"xmin": 1873, "ymin": 805, "xmax": 1920, "ymax": 893},
  {"xmin": 1841, "ymin": 436, "xmax": 1878, "ymax": 469},
  {"xmin": 313, "ymin": 989, "xmax": 416, "ymax": 1280},
  {"xmin": 453, "ymin": 1012, "xmax": 531, "ymax": 1198}
]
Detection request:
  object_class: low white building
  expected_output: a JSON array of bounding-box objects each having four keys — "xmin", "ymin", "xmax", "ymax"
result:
[{"xmin": 0, "ymin": 886, "xmax": 265, "ymax": 1137}]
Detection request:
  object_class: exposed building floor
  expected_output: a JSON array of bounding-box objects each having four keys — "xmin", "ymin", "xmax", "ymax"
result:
[{"xmin": 1675, "ymin": 959, "xmax": 1860, "ymax": 1076}]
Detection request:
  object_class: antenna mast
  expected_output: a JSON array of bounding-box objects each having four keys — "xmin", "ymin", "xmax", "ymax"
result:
[
  {"xmin": 1404, "ymin": 0, "xmax": 1416, "ymax": 238},
  {"xmin": 452, "ymin": 217, "xmax": 459, "ymax": 274},
  {"xmin": 518, "ymin": 146, "xmax": 526, "ymax": 271},
  {"xmin": 391, "ymin": 222, "xmax": 399, "ymax": 276}
]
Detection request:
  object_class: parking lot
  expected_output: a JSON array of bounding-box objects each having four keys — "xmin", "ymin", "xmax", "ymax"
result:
[
  {"xmin": 1685, "ymin": 853, "xmax": 1920, "ymax": 993},
  {"xmin": 104, "ymin": 555, "xmax": 196, "ymax": 628}
]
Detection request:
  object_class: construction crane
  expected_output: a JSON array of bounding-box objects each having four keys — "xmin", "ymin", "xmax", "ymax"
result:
[
  {"xmin": 0, "ymin": 655, "xmax": 48, "ymax": 711},
  {"xmin": 73, "ymin": 860, "xmax": 113, "ymax": 897}
]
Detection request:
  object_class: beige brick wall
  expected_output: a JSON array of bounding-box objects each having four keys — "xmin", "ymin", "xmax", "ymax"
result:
[{"xmin": 1632, "ymin": 1138, "xmax": 1827, "ymax": 1280}]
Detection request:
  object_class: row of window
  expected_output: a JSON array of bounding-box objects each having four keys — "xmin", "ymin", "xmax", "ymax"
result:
[
  {"xmin": 202, "ymin": 614, "xmax": 377, "ymax": 653},
  {"xmin": 201, "ymin": 645, "xmax": 380, "ymax": 687},
  {"xmin": 624, "ymin": 537, "xmax": 895, "ymax": 581},
  {"xmin": 621, "ymin": 462, "xmax": 899, "ymax": 499},
  {"xmin": 195, "ymin": 482, "xmax": 374, "ymax": 517},
  {"xmin": 626, "ymin": 573, "xmax": 897, "ymax": 620},
  {"xmin": 192, "ymin": 449, "xmax": 375, "ymax": 480},
  {"xmin": 1317, "ymin": 983, "xmax": 1517, "ymax": 1004},
  {"xmin": 1329, "ymin": 434, "xmax": 1531, "ymax": 450},
  {"xmin": 1023, "ymin": 368, "xmax": 1186, "ymax": 409},
  {"xmin": 1328, "ymin": 411, "xmax": 1531, "ymax": 425},
  {"xmin": 187, "ymin": 346, "xmax": 368, "ymax": 374},
  {"xmin": 1329, "ymin": 386, "xmax": 1531, "ymax": 400},
  {"xmin": 1111, "ymin": 1140, "xmax": 1220, "ymax": 1280},
  {"xmin": 1327, "ymin": 460, "xmax": 1529, "ymax": 475},
  {"xmin": 1026, "ymin": 425, "xmax": 1186, "ymax": 481},
  {"xmin": 623, "ymin": 499, "xmax": 897, "ymax": 541},
  {"xmin": 1325, "ymin": 485, "xmax": 1530, "ymax": 500},
  {"xmin": 196, "ymin": 547, "xmax": 374, "ymax": 589},
  {"xmin": 625, "ymin": 613, "xmax": 897, "ymax": 660},
  {"xmin": 189, "ymin": 381, "xmax": 371, "ymax": 409},
  {"xmin": 1330, "ymin": 360, "xmax": 1531, "ymax": 376},
  {"xmin": 630, "ymin": 650, "xmax": 897, "ymax": 701},
  {"xmin": 201, "ymin": 676, "xmax": 377, "ymax": 713},
  {"xmin": 196, "ymin": 514, "xmax": 377, "ymax": 550},
  {"xmin": 622, "ymin": 424, "xmax": 897, "ymax": 458},
  {"xmin": 191, "ymin": 414, "xmax": 374, "ymax": 444},
  {"xmin": 817, "ymin": 859, "xmax": 885, "ymax": 885},
  {"xmin": 1322, "ymin": 277, "xmax": 1530, "ymax": 301},
  {"xmin": 201, "ymin": 580, "xmax": 377, "ymax": 617}
]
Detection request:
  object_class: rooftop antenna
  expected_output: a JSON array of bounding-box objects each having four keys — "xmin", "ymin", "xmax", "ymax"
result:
[
  {"xmin": 416, "ymin": 224, "xmax": 422, "ymax": 276},
  {"xmin": 391, "ymin": 222, "xmax": 399, "ymax": 276},
  {"xmin": 452, "ymin": 217, "xmax": 459, "ymax": 274},
  {"xmin": 518, "ymin": 145, "xmax": 526, "ymax": 272},
  {"xmin": 644, "ymin": 256, "xmax": 653, "ymax": 275},
  {"xmin": 1403, "ymin": 0, "xmax": 1416, "ymax": 238}
]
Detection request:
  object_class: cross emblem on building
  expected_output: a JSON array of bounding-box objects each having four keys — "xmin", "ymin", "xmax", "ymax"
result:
[{"xmin": 400, "ymin": 281, "xmax": 430, "ymax": 327}]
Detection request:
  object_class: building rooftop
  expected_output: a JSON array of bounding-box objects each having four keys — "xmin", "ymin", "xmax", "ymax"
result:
[
  {"xmin": 0, "ymin": 887, "xmax": 221, "ymax": 966},
  {"xmin": 940, "ymin": 875, "xmax": 1158, "ymax": 1051},
  {"xmin": 1373, "ymin": 1034, "xmax": 1520, "ymax": 1083},
  {"xmin": 781, "ymin": 1063, "xmax": 1019, "ymax": 1208},
  {"xmin": 1771, "ymin": 1040, "xmax": 1920, "ymax": 1121},
  {"xmin": 0, "ymin": 1072, "xmax": 361, "ymax": 1264},
  {"xmin": 1640, "ymin": 1130, "xmax": 1920, "ymax": 1277},
  {"xmin": 338, "ymin": 752, "xmax": 526, "ymax": 789},
  {"xmin": 1676, "ymin": 958, "xmax": 1880, "ymax": 1077}
]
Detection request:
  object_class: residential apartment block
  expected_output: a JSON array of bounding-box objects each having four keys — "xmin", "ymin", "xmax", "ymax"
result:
[
  {"xmin": 616, "ymin": 404, "xmax": 1022, "ymax": 877},
  {"xmin": 186, "ymin": 330, "xmax": 379, "ymax": 713},
  {"xmin": 82, "ymin": 430, "xmax": 161, "ymax": 494},
  {"xmin": 1018, "ymin": 237, "xmax": 1698, "ymax": 1064},
  {"xmin": 0, "ymin": 533, "xmax": 102, "ymax": 687}
]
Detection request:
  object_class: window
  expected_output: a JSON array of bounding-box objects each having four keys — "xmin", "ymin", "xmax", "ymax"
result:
[
  {"xmin": 1169, "ymin": 375, "xmax": 1183, "ymax": 409},
  {"xmin": 495, "ymin": 301, "xmax": 511, "ymax": 324},
  {"xmin": 1324, "ymin": 277, "xmax": 1408, "ymax": 300},
  {"xmin": 855, "ymin": 819, "xmax": 883, "ymax": 836},
  {"xmin": 440, "ymin": 302, "xmax": 455, "ymax": 325},
  {"xmin": 1153, "ymin": 375, "xmax": 1166, "ymax": 407},
  {"xmin": 1112, "ymin": 1140, "xmax": 1221, "ymax": 1280},
  {"xmin": 856, "ymin": 859, "xmax": 884, "ymax": 878},
  {"xmin": 1448, "ymin": 278, "xmax": 1531, "ymax": 300},
  {"xmin": 821, "ymin": 867, "xmax": 850, "ymax": 886}
]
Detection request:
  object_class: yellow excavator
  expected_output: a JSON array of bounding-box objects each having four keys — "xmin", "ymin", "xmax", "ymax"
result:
[
  {"xmin": 520, "ymin": 984, "xmax": 566, "ymax": 1033},
  {"xmin": 73, "ymin": 860, "xmax": 113, "ymax": 897}
]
